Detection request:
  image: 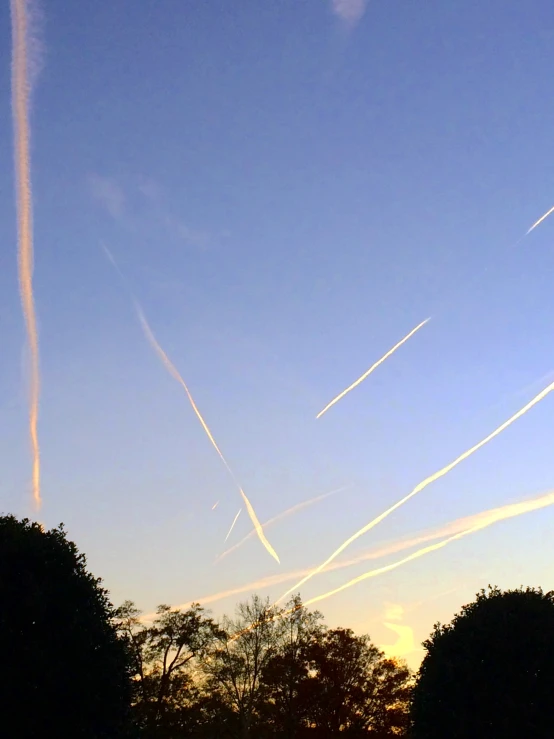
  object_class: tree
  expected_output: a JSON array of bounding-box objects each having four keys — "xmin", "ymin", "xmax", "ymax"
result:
[
  {"xmin": 202, "ymin": 594, "xmax": 287, "ymax": 739},
  {"xmin": 298, "ymin": 628, "xmax": 412, "ymax": 737},
  {"xmin": 115, "ymin": 600, "xmax": 221, "ymax": 737},
  {"xmin": 259, "ymin": 595, "xmax": 325, "ymax": 738},
  {"xmin": 411, "ymin": 585, "xmax": 554, "ymax": 739},
  {"xmin": 0, "ymin": 515, "xmax": 132, "ymax": 738}
]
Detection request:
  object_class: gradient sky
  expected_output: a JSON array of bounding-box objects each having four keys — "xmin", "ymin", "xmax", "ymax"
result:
[{"xmin": 2, "ymin": 0, "xmax": 554, "ymax": 668}]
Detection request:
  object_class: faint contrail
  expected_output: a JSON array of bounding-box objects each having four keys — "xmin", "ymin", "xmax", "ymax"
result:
[
  {"xmin": 224, "ymin": 509, "xmax": 242, "ymax": 543},
  {"xmin": 302, "ymin": 490, "xmax": 554, "ymax": 608},
  {"xmin": 102, "ymin": 245, "xmax": 280, "ymax": 564},
  {"xmin": 316, "ymin": 319, "xmax": 429, "ymax": 419},
  {"xmin": 215, "ymin": 486, "xmax": 347, "ymax": 563},
  {"xmin": 136, "ymin": 308, "xmax": 280, "ymax": 564},
  {"xmin": 11, "ymin": 0, "xmax": 41, "ymax": 508},
  {"xmin": 211, "ymin": 501, "xmax": 219, "ymax": 510},
  {"xmin": 278, "ymin": 376, "xmax": 554, "ymax": 603},
  {"xmin": 525, "ymin": 204, "xmax": 554, "ymax": 235},
  {"xmin": 163, "ymin": 488, "xmax": 554, "ymax": 614}
]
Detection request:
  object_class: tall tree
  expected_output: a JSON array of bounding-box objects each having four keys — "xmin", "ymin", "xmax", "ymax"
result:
[
  {"xmin": 115, "ymin": 600, "xmax": 221, "ymax": 737},
  {"xmin": 259, "ymin": 595, "xmax": 325, "ymax": 738},
  {"xmin": 411, "ymin": 585, "xmax": 554, "ymax": 739},
  {"xmin": 202, "ymin": 594, "xmax": 286, "ymax": 739},
  {"xmin": 0, "ymin": 516, "xmax": 132, "ymax": 738}
]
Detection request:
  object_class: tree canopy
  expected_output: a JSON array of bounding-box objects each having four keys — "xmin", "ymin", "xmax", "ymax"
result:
[
  {"xmin": 411, "ymin": 585, "xmax": 554, "ymax": 739},
  {"xmin": 0, "ymin": 515, "xmax": 132, "ymax": 738}
]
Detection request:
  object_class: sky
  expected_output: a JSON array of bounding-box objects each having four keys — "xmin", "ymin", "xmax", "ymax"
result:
[{"xmin": 2, "ymin": 0, "xmax": 554, "ymax": 669}]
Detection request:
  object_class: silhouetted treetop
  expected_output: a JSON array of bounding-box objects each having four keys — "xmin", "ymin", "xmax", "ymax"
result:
[
  {"xmin": 0, "ymin": 515, "xmax": 132, "ymax": 738},
  {"xmin": 411, "ymin": 585, "xmax": 554, "ymax": 739}
]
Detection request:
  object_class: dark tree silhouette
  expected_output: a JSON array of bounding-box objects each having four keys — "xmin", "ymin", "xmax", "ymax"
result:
[
  {"xmin": 115, "ymin": 600, "xmax": 221, "ymax": 737},
  {"xmin": 298, "ymin": 628, "xmax": 411, "ymax": 737},
  {"xmin": 0, "ymin": 516, "xmax": 132, "ymax": 738},
  {"xmin": 411, "ymin": 585, "xmax": 554, "ymax": 739}
]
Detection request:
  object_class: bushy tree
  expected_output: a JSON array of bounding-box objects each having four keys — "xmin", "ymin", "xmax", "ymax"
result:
[
  {"xmin": 0, "ymin": 515, "xmax": 132, "ymax": 738},
  {"xmin": 411, "ymin": 585, "xmax": 554, "ymax": 739},
  {"xmin": 115, "ymin": 600, "xmax": 221, "ymax": 737},
  {"xmin": 298, "ymin": 628, "xmax": 411, "ymax": 737}
]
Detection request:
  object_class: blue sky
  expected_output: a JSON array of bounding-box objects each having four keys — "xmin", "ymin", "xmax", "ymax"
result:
[{"xmin": 2, "ymin": 0, "xmax": 554, "ymax": 666}]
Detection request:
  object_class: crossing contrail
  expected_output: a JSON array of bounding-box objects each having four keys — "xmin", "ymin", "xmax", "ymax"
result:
[
  {"xmin": 215, "ymin": 486, "xmax": 346, "ymax": 563},
  {"xmin": 278, "ymin": 375, "xmax": 554, "ymax": 603},
  {"xmin": 102, "ymin": 245, "xmax": 280, "ymax": 564}
]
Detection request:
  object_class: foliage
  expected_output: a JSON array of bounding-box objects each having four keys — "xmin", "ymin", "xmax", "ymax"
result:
[
  {"xmin": 410, "ymin": 585, "xmax": 554, "ymax": 739},
  {"xmin": 0, "ymin": 515, "xmax": 132, "ymax": 738},
  {"xmin": 115, "ymin": 600, "xmax": 222, "ymax": 737}
]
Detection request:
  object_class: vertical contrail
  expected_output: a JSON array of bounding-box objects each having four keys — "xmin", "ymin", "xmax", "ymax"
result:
[
  {"xmin": 11, "ymin": 0, "xmax": 41, "ymax": 508},
  {"xmin": 224, "ymin": 509, "xmax": 242, "ymax": 543},
  {"xmin": 316, "ymin": 319, "xmax": 429, "ymax": 418}
]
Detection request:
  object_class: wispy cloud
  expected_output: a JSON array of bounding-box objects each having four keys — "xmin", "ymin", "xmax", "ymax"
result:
[
  {"xmin": 90, "ymin": 173, "xmax": 218, "ymax": 250},
  {"xmin": 89, "ymin": 174, "xmax": 126, "ymax": 219},
  {"xmin": 139, "ymin": 178, "xmax": 215, "ymax": 249},
  {"xmin": 331, "ymin": 0, "xmax": 368, "ymax": 26}
]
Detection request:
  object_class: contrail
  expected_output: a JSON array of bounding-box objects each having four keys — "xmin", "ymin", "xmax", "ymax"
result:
[
  {"xmin": 302, "ymin": 490, "xmax": 554, "ymax": 608},
  {"xmin": 11, "ymin": 0, "xmax": 41, "ymax": 508},
  {"xmin": 211, "ymin": 501, "xmax": 219, "ymax": 510},
  {"xmin": 278, "ymin": 376, "xmax": 554, "ymax": 603},
  {"xmin": 136, "ymin": 308, "xmax": 280, "ymax": 564},
  {"xmin": 224, "ymin": 509, "xmax": 242, "ymax": 543},
  {"xmin": 215, "ymin": 486, "xmax": 347, "ymax": 563},
  {"xmin": 161, "ymin": 488, "xmax": 554, "ymax": 614},
  {"xmin": 525, "ymin": 204, "xmax": 554, "ymax": 236},
  {"xmin": 211, "ymin": 488, "xmax": 554, "ymax": 643},
  {"xmin": 102, "ymin": 246, "xmax": 280, "ymax": 564},
  {"xmin": 316, "ymin": 319, "xmax": 429, "ymax": 419}
]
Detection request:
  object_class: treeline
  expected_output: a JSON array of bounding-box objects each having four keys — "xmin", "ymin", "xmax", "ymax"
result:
[
  {"xmin": 115, "ymin": 595, "xmax": 412, "ymax": 738},
  {"xmin": 3, "ymin": 515, "xmax": 554, "ymax": 738}
]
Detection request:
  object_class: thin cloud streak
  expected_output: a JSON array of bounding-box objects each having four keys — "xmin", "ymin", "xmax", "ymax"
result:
[
  {"xmin": 215, "ymin": 487, "xmax": 347, "ymax": 563},
  {"xmin": 11, "ymin": 0, "xmax": 41, "ymax": 507},
  {"xmin": 102, "ymin": 246, "xmax": 280, "ymax": 565},
  {"xmin": 316, "ymin": 319, "xmax": 429, "ymax": 418},
  {"xmin": 278, "ymin": 376, "xmax": 554, "ymax": 603},
  {"xmin": 162, "ymin": 489, "xmax": 554, "ymax": 615},
  {"xmin": 301, "ymin": 489, "xmax": 554, "ymax": 608},
  {"xmin": 224, "ymin": 509, "xmax": 242, "ymax": 543}
]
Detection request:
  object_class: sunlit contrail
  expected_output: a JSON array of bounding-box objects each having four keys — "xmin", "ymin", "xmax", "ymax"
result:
[
  {"xmin": 278, "ymin": 377, "xmax": 554, "ymax": 602},
  {"xmin": 211, "ymin": 501, "xmax": 219, "ymax": 510},
  {"xmin": 224, "ymin": 489, "xmax": 554, "ymax": 641},
  {"xmin": 136, "ymin": 308, "xmax": 280, "ymax": 564},
  {"xmin": 224, "ymin": 509, "xmax": 242, "ymax": 543},
  {"xmin": 163, "ymin": 488, "xmax": 554, "ymax": 615},
  {"xmin": 525, "ymin": 204, "xmax": 554, "ymax": 235},
  {"xmin": 11, "ymin": 0, "xmax": 41, "ymax": 508},
  {"xmin": 302, "ymin": 490, "xmax": 554, "ymax": 608},
  {"xmin": 316, "ymin": 319, "xmax": 429, "ymax": 419},
  {"xmin": 215, "ymin": 486, "xmax": 346, "ymax": 563}
]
